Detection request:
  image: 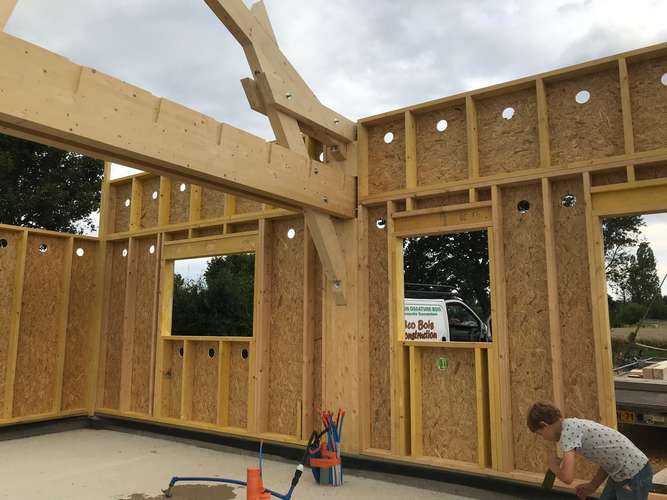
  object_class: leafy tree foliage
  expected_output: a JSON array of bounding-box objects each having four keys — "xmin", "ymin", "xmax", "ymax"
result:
[
  {"xmin": 627, "ymin": 242, "xmax": 661, "ymax": 305},
  {"xmin": 0, "ymin": 133, "xmax": 104, "ymax": 233},
  {"xmin": 403, "ymin": 231, "xmax": 490, "ymax": 319},
  {"xmin": 602, "ymin": 216, "xmax": 645, "ymax": 301},
  {"xmin": 171, "ymin": 254, "xmax": 255, "ymax": 337}
]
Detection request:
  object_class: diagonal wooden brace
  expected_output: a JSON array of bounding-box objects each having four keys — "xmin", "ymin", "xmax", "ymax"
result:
[{"xmin": 304, "ymin": 210, "xmax": 348, "ymax": 306}]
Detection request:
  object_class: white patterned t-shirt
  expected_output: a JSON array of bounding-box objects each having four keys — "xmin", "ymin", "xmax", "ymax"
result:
[{"xmin": 559, "ymin": 418, "xmax": 648, "ymax": 482}]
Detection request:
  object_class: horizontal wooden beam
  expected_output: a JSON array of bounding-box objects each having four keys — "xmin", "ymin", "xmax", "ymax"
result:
[
  {"xmin": 162, "ymin": 232, "xmax": 257, "ymax": 260},
  {"xmin": 0, "ymin": 33, "xmax": 355, "ymax": 219}
]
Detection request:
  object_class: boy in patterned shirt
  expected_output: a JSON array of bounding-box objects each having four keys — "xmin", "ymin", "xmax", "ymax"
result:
[{"xmin": 527, "ymin": 402, "xmax": 652, "ymax": 500}]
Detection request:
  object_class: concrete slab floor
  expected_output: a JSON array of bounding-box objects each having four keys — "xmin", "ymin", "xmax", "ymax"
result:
[{"xmin": 0, "ymin": 428, "xmax": 536, "ymax": 500}]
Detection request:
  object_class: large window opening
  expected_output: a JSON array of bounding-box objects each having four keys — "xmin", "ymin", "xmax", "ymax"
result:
[
  {"xmin": 403, "ymin": 230, "xmax": 491, "ymax": 342},
  {"xmin": 171, "ymin": 253, "xmax": 255, "ymax": 337}
]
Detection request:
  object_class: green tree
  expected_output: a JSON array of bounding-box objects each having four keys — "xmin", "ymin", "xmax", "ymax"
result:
[
  {"xmin": 627, "ymin": 242, "xmax": 660, "ymax": 305},
  {"xmin": 171, "ymin": 254, "xmax": 255, "ymax": 337},
  {"xmin": 0, "ymin": 133, "xmax": 103, "ymax": 233},
  {"xmin": 403, "ymin": 231, "xmax": 490, "ymax": 318},
  {"xmin": 602, "ymin": 216, "xmax": 645, "ymax": 301}
]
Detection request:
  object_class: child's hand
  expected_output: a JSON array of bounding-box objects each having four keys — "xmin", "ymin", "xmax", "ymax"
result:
[
  {"xmin": 547, "ymin": 454, "xmax": 561, "ymax": 473},
  {"xmin": 575, "ymin": 482, "xmax": 595, "ymax": 499}
]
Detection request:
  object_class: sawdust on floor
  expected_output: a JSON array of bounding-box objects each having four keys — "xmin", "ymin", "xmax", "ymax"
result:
[{"xmin": 120, "ymin": 484, "xmax": 238, "ymax": 500}]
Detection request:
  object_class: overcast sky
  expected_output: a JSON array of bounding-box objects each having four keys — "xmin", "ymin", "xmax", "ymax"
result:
[{"xmin": 5, "ymin": 0, "xmax": 666, "ymax": 292}]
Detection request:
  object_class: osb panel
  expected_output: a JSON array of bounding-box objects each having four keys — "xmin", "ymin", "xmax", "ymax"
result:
[
  {"xmin": 112, "ymin": 182, "xmax": 132, "ymax": 233},
  {"xmin": 235, "ymin": 197, "xmax": 263, "ymax": 214},
  {"xmin": 191, "ymin": 341, "xmax": 219, "ymax": 424},
  {"xmin": 162, "ymin": 341, "xmax": 184, "ymax": 419},
  {"xmin": 551, "ymin": 178, "xmax": 599, "ymax": 480},
  {"xmin": 140, "ymin": 176, "xmax": 161, "ymax": 229},
  {"xmin": 0, "ymin": 230, "xmax": 20, "ymax": 411},
  {"xmin": 267, "ymin": 218, "xmax": 304, "ymax": 436},
  {"xmin": 629, "ymin": 55, "xmax": 667, "ymax": 152},
  {"xmin": 368, "ymin": 119, "xmax": 406, "ymax": 194},
  {"xmin": 591, "ymin": 169, "xmax": 627, "ymax": 187},
  {"xmin": 169, "ymin": 182, "xmax": 190, "ymax": 225},
  {"xmin": 501, "ymin": 183, "xmax": 553, "ymax": 473},
  {"xmin": 548, "ymin": 68, "xmax": 624, "ymax": 165},
  {"xmin": 228, "ymin": 342, "xmax": 250, "ymax": 428},
  {"xmin": 478, "ymin": 188, "xmax": 492, "ymax": 202},
  {"xmin": 635, "ymin": 163, "xmax": 667, "ymax": 181},
  {"xmin": 478, "ymin": 88, "xmax": 540, "ymax": 176},
  {"xmin": 416, "ymin": 105, "xmax": 468, "ymax": 185},
  {"xmin": 62, "ymin": 240, "xmax": 97, "ymax": 411},
  {"xmin": 130, "ymin": 237, "xmax": 158, "ymax": 414},
  {"xmin": 13, "ymin": 235, "xmax": 66, "ymax": 417},
  {"xmin": 103, "ymin": 241, "xmax": 128, "ymax": 410},
  {"xmin": 368, "ymin": 206, "xmax": 390, "ymax": 449},
  {"xmin": 417, "ymin": 192, "xmax": 470, "ymax": 209},
  {"xmin": 201, "ymin": 188, "xmax": 227, "ymax": 220},
  {"xmin": 421, "ymin": 348, "xmax": 478, "ymax": 463}
]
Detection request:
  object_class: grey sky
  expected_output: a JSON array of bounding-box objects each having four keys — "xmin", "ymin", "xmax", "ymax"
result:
[{"xmin": 5, "ymin": 0, "xmax": 667, "ymax": 292}]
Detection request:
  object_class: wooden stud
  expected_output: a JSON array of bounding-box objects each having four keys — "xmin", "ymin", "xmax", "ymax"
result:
[
  {"xmin": 53, "ymin": 236, "xmax": 74, "ymax": 412},
  {"xmin": 618, "ymin": 58, "xmax": 637, "ymax": 184},
  {"xmin": 180, "ymin": 340, "xmax": 194, "ymax": 420},
  {"xmin": 217, "ymin": 341, "xmax": 231, "ymax": 426},
  {"xmin": 301, "ymin": 223, "xmax": 315, "ymax": 440},
  {"xmin": 583, "ymin": 173, "xmax": 617, "ymax": 426},
  {"xmin": 358, "ymin": 123, "xmax": 369, "ymax": 199},
  {"xmin": 148, "ymin": 233, "xmax": 162, "ymax": 415},
  {"xmin": 190, "ymin": 185, "xmax": 202, "ymax": 223},
  {"xmin": 409, "ymin": 346, "xmax": 423, "ymax": 457},
  {"xmin": 466, "ymin": 95, "xmax": 480, "ymax": 180},
  {"xmin": 405, "ymin": 111, "xmax": 417, "ymax": 189},
  {"xmin": 153, "ymin": 255, "xmax": 174, "ymax": 418},
  {"xmin": 541, "ymin": 178, "xmax": 565, "ymax": 411},
  {"xmin": 250, "ymin": 218, "xmax": 272, "ymax": 433},
  {"xmin": 536, "ymin": 78, "xmax": 551, "ymax": 169},
  {"xmin": 158, "ymin": 177, "xmax": 172, "ymax": 227},
  {"xmin": 95, "ymin": 241, "xmax": 115, "ymax": 410},
  {"xmin": 3, "ymin": 229, "xmax": 27, "ymax": 418},
  {"xmin": 357, "ymin": 206, "xmax": 372, "ymax": 451},
  {"xmin": 119, "ymin": 237, "xmax": 139, "ymax": 411},
  {"xmin": 475, "ymin": 348, "xmax": 491, "ymax": 469},
  {"xmin": 129, "ymin": 177, "xmax": 143, "ymax": 232},
  {"xmin": 87, "ymin": 238, "xmax": 107, "ymax": 415},
  {"xmin": 490, "ymin": 186, "xmax": 514, "ymax": 471}
]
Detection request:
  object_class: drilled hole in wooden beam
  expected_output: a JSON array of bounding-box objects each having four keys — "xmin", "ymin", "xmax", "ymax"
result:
[
  {"xmin": 384, "ymin": 131, "xmax": 394, "ymax": 144},
  {"xmin": 502, "ymin": 107, "xmax": 515, "ymax": 120},
  {"xmin": 39, "ymin": 243, "xmax": 48, "ymax": 253},
  {"xmin": 76, "ymin": 247, "xmax": 85, "ymax": 257},
  {"xmin": 436, "ymin": 119, "xmax": 448, "ymax": 132},
  {"xmin": 560, "ymin": 194, "xmax": 577, "ymax": 208},
  {"xmin": 517, "ymin": 200, "xmax": 530, "ymax": 214},
  {"xmin": 0, "ymin": 239, "xmax": 7, "ymax": 249},
  {"xmin": 575, "ymin": 89, "xmax": 591, "ymax": 104}
]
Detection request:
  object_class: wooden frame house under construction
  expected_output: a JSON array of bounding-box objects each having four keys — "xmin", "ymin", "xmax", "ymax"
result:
[{"xmin": 1, "ymin": 0, "xmax": 667, "ymax": 493}]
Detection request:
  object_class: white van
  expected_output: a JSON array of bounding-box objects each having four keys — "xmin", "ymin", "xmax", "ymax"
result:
[{"xmin": 404, "ymin": 284, "xmax": 490, "ymax": 342}]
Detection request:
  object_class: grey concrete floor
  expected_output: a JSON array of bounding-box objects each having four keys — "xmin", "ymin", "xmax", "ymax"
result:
[{"xmin": 0, "ymin": 428, "xmax": 530, "ymax": 500}]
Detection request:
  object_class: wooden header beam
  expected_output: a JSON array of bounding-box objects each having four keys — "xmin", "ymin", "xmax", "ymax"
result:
[{"xmin": 0, "ymin": 33, "xmax": 355, "ymax": 219}]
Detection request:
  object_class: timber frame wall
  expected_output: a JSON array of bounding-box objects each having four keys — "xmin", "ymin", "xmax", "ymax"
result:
[{"xmin": 0, "ymin": 4, "xmax": 666, "ymax": 491}]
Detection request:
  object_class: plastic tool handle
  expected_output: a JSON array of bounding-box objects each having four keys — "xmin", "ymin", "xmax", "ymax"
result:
[{"xmin": 542, "ymin": 469, "xmax": 556, "ymax": 490}]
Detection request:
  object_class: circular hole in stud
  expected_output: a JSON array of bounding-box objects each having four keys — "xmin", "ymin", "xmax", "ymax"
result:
[
  {"xmin": 149, "ymin": 245, "xmax": 156, "ymax": 254},
  {"xmin": 661, "ymin": 73, "xmax": 667, "ymax": 86},
  {"xmin": 334, "ymin": 118, "xmax": 340, "ymax": 125},
  {"xmin": 208, "ymin": 348, "xmax": 216, "ymax": 358},
  {"xmin": 152, "ymin": 191, "xmax": 159, "ymax": 200},
  {"xmin": 179, "ymin": 183, "xmax": 187, "ymax": 192},
  {"xmin": 0, "ymin": 238, "xmax": 7, "ymax": 249},
  {"xmin": 384, "ymin": 132, "xmax": 394, "ymax": 144},
  {"xmin": 517, "ymin": 200, "xmax": 530, "ymax": 214},
  {"xmin": 124, "ymin": 198, "xmax": 131, "ymax": 208},
  {"xmin": 375, "ymin": 218, "xmax": 386, "ymax": 229},
  {"xmin": 179, "ymin": 347, "xmax": 184, "ymax": 357},
  {"xmin": 319, "ymin": 152, "xmax": 325, "ymax": 162},
  {"xmin": 39, "ymin": 243, "xmax": 48, "ymax": 253},
  {"xmin": 287, "ymin": 228, "xmax": 296, "ymax": 239},
  {"xmin": 560, "ymin": 194, "xmax": 577, "ymax": 208},
  {"xmin": 76, "ymin": 247, "xmax": 85, "ymax": 257},
  {"xmin": 575, "ymin": 90, "xmax": 591, "ymax": 104},
  {"xmin": 285, "ymin": 92, "xmax": 293, "ymax": 100},
  {"xmin": 502, "ymin": 107, "xmax": 515, "ymax": 120},
  {"xmin": 122, "ymin": 248, "xmax": 128, "ymax": 258},
  {"xmin": 241, "ymin": 348, "xmax": 249, "ymax": 360},
  {"xmin": 436, "ymin": 119, "xmax": 448, "ymax": 132}
]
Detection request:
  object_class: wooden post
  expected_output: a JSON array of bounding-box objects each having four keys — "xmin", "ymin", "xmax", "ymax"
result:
[
  {"xmin": 217, "ymin": 340, "xmax": 231, "ymax": 426},
  {"xmin": 158, "ymin": 177, "xmax": 171, "ymax": 227},
  {"xmin": 357, "ymin": 206, "xmax": 371, "ymax": 451},
  {"xmin": 475, "ymin": 348, "xmax": 491, "ymax": 468},
  {"xmin": 119, "ymin": 237, "xmax": 138, "ymax": 412},
  {"xmin": 358, "ymin": 124, "xmax": 369, "ymax": 199},
  {"xmin": 541, "ymin": 178, "xmax": 565, "ymax": 411},
  {"xmin": 153, "ymin": 257, "xmax": 174, "ymax": 417},
  {"xmin": 490, "ymin": 185, "xmax": 514, "ymax": 471},
  {"xmin": 408, "ymin": 345, "xmax": 423, "ymax": 457},
  {"xmin": 301, "ymin": 224, "xmax": 316, "ymax": 440},
  {"xmin": 181, "ymin": 340, "xmax": 194, "ymax": 420},
  {"xmin": 583, "ymin": 173, "xmax": 617, "ymax": 427},
  {"xmin": 405, "ymin": 111, "xmax": 417, "ymax": 211},
  {"xmin": 53, "ymin": 236, "xmax": 74, "ymax": 412},
  {"xmin": 129, "ymin": 177, "xmax": 143, "ymax": 232},
  {"xmin": 536, "ymin": 78, "xmax": 551, "ymax": 169},
  {"xmin": 3, "ymin": 229, "xmax": 27, "ymax": 419},
  {"xmin": 466, "ymin": 95, "xmax": 480, "ymax": 180},
  {"xmin": 618, "ymin": 58, "xmax": 636, "ymax": 182}
]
